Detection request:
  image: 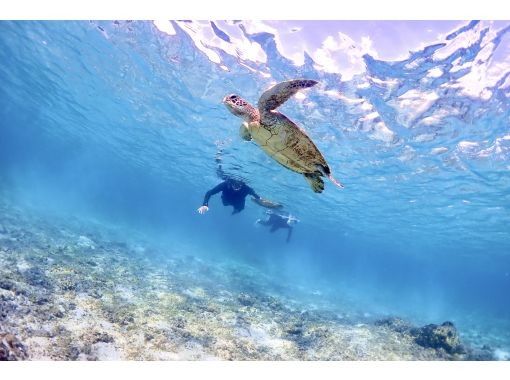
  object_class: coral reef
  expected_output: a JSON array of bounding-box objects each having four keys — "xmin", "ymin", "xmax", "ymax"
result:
[
  {"xmin": 411, "ymin": 321, "xmax": 464, "ymax": 354},
  {"xmin": 0, "ymin": 199, "xmax": 507, "ymax": 360}
]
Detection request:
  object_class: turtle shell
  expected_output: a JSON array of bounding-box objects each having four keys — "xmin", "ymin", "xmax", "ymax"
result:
[{"xmin": 248, "ymin": 119, "xmax": 328, "ymax": 174}]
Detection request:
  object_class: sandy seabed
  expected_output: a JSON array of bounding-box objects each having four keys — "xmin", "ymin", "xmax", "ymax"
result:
[{"xmin": 0, "ymin": 199, "xmax": 500, "ymax": 361}]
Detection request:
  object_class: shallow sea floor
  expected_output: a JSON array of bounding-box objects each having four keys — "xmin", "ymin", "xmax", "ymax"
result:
[{"xmin": 0, "ymin": 200, "xmax": 503, "ymax": 360}]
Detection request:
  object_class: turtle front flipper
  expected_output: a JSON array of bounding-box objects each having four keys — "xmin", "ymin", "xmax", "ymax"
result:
[
  {"xmin": 258, "ymin": 79, "xmax": 318, "ymax": 124},
  {"xmin": 239, "ymin": 122, "xmax": 252, "ymax": 141},
  {"xmin": 304, "ymin": 172, "xmax": 324, "ymax": 193}
]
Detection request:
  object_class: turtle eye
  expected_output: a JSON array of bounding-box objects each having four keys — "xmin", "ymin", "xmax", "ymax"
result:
[{"xmin": 229, "ymin": 95, "xmax": 237, "ymax": 100}]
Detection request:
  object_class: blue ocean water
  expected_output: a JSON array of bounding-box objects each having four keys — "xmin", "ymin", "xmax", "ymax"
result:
[{"xmin": 1, "ymin": 20, "xmax": 510, "ymax": 358}]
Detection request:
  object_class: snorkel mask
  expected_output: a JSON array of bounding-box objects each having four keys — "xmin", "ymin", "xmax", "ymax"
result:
[{"xmin": 229, "ymin": 179, "xmax": 243, "ymax": 191}]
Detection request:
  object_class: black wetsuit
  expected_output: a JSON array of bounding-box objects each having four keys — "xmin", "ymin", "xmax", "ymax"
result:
[
  {"xmin": 258, "ymin": 214, "xmax": 293, "ymax": 242},
  {"xmin": 202, "ymin": 180, "xmax": 261, "ymax": 214}
]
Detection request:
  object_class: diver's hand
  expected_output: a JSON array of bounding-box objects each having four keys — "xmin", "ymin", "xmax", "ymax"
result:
[{"xmin": 197, "ymin": 206, "xmax": 209, "ymax": 214}]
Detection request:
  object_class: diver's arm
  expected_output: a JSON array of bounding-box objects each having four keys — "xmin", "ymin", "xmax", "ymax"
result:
[
  {"xmin": 198, "ymin": 182, "xmax": 226, "ymax": 214},
  {"xmin": 246, "ymin": 186, "xmax": 261, "ymax": 200},
  {"xmin": 249, "ymin": 189, "xmax": 283, "ymax": 209},
  {"xmin": 203, "ymin": 182, "xmax": 226, "ymax": 206}
]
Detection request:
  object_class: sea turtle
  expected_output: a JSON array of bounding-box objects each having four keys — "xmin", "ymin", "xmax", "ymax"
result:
[{"xmin": 222, "ymin": 79, "xmax": 343, "ymax": 193}]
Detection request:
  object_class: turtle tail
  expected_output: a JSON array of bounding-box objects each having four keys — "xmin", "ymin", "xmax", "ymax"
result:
[{"xmin": 316, "ymin": 164, "xmax": 344, "ymax": 189}]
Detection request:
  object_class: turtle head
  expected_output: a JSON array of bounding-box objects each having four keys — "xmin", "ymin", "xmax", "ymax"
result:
[{"xmin": 223, "ymin": 94, "xmax": 258, "ymax": 122}]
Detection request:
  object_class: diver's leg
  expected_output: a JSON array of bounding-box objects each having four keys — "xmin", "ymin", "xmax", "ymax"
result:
[{"xmin": 286, "ymin": 227, "xmax": 293, "ymax": 243}]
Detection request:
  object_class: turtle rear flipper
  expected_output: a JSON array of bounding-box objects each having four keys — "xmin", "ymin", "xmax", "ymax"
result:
[
  {"xmin": 304, "ymin": 172, "xmax": 324, "ymax": 193},
  {"xmin": 258, "ymin": 79, "xmax": 318, "ymax": 122},
  {"xmin": 316, "ymin": 164, "xmax": 344, "ymax": 188}
]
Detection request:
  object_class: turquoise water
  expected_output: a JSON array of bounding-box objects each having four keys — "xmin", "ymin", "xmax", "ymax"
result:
[{"xmin": 0, "ymin": 20, "xmax": 510, "ymax": 360}]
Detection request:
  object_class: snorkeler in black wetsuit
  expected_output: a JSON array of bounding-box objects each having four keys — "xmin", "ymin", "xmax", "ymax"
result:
[
  {"xmin": 256, "ymin": 210, "xmax": 299, "ymax": 243},
  {"xmin": 198, "ymin": 148, "xmax": 282, "ymax": 215},
  {"xmin": 198, "ymin": 178, "xmax": 261, "ymax": 215}
]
